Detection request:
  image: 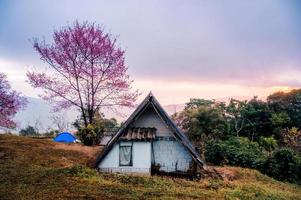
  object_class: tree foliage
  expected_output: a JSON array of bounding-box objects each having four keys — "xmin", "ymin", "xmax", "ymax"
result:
[
  {"xmin": 0, "ymin": 73, "xmax": 27, "ymax": 128},
  {"xmin": 27, "ymin": 21, "xmax": 139, "ymax": 127},
  {"xmin": 264, "ymin": 148, "xmax": 301, "ymax": 184},
  {"xmin": 172, "ymin": 99, "xmax": 227, "ymax": 156},
  {"xmin": 174, "ymin": 89, "xmax": 301, "ymax": 146},
  {"xmin": 259, "ymin": 136, "xmax": 278, "ymax": 155},
  {"xmin": 268, "ymin": 89, "xmax": 301, "ymax": 129},
  {"xmin": 174, "ymin": 89, "xmax": 301, "ymax": 184},
  {"xmin": 282, "ymin": 127, "xmax": 301, "ymax": 152},
  {"xmin": 74, "ymin": 110, "xmax": 118, "ymax": 145},
  {"xmin": 173, "ymin": 99, "xmax": 227, "ymax": 139},
  {"xmin": 226, "ymin": 99, "xmax": 247, "ymax": 137},
  {"xmin": 205, "ymin": 137, "xmax": 265, "ymax": 168},
  {"xmin": 19, "ymin": 125, "xmax": 40, "ymax": 136}
]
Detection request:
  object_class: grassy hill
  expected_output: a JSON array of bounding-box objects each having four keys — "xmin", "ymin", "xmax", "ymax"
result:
[{"xmin": 0, "ymin": 135, "xmax": 301, "ymax": 200}]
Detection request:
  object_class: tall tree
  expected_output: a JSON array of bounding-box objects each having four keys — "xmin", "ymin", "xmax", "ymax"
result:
[
  {"xmin": 27, "ymin": 21, "xmax": 139, "ymax": 127},
  {"xmin": 226, "ymin": 99, "xmax": 247, "ymax": 137},
  {"xmin": 0, "ymin": 73, "xmax": 27, "ymax": 128},
  {"xmin": 242, "ymin": 97, "xmax": 271, "ymax": 141},
  {"xmin": 268, "ymin": 89, "xmax": 301, "ymax": 129},
  {"xmin": 184, "ymin": 98, "xmax": 215, "ymax": 110},
  {"xmin": 173, "ymin": 99, "xmax": 227, "ymax": 156}
]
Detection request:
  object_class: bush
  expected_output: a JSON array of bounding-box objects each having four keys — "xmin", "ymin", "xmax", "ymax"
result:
[
  {"xmin": 19, "ymin": 125, "xmax": 40, "ymax": 136},
  {"xmin": 44, "ymin": 129, "xmax": 59, "ymax": 137},
  {"xmin": 77, "ymin": 124, "xmax": 96, "ymax": 145},
  {"xmin": 205, "ymin": 137, "xmax": 301, "ymax": 184},
  {"xmin": 76, "ymin": 124, "xmax": 103, "ymax": 146},
  {"xmin": 282, "ymin": 127, "xmax": 301, "ymax": 152},
  {"xmin": 264, "ymin": 148, "xmax": 301, "ymax": 184},
  {"xmin": 204, "ymin": 140, "xmax": 224, "ymax": 165},
  {"xmin": 259, "ymin": 136, "xmax": 278, "ymax": 155},
  {"xmin": 205, "ymin": 137, "xmax": 265, "ymax": 169}
]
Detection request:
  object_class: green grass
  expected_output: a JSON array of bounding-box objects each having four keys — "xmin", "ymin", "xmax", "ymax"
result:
[{"xmin": 0, "ymin": 135, "xmax": 301, "ymax": 200}]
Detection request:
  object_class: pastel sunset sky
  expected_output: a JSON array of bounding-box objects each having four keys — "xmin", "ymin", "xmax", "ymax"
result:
[{"xmin": 1, "ymin": 0, "xmax": 301, "ymax": 105}]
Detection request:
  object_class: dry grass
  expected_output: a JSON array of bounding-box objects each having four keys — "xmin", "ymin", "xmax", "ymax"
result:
[
  {"xmin": 51, "ymin": 140, "xmax": 102, "ymax": 167},
  {"xmin": 0, "ymin": 134, "xmax": 301, "ymax": 200}
]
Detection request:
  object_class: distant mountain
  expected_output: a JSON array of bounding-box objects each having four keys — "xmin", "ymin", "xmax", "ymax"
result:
[
  {"xmin": 164, "ymin": 104, "xmax": 185, "ymax": 115},
  {"xmin": 11, "ymin": 95, "xmax": 253, "ymax": 133},
  {"xmin": 12, "ymin": 97, "xmax": 136, "ymax": 132},
  {"xmin": 163, "ymin": 96, "xmax": 253, "ymax": 116},
  {"xmin": 13, "ymin": 97, "xmax": 78, "ymax": 132}
]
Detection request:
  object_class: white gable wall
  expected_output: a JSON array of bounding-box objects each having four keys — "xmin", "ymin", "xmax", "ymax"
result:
[
  {"xmin": 131, "ymin": 106, "xmax": 172, "ymax": 137},
  {"xmin": 98, "ymin": 141, "xmax": 151, "ymax": 174},
  {"xmin": 132, "ymin": 105, "xmax": 193, "ymax": 173}
]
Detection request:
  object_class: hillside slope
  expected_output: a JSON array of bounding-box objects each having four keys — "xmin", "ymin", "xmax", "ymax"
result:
[{"xmin": 0, "ymin": 135, "xmax": 300, "ymax": 200}]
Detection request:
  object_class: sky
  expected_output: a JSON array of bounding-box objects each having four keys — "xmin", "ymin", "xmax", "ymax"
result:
[{"xmin": 1, "ymin": 0, "xmax": 301, "ymax": 105}]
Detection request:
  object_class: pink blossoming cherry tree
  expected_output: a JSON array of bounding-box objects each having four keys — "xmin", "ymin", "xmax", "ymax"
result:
[
  {"xmin": 27, "ymin": 21, "xmax": 139, "ymax": 127},
  {"xmin": 0, "ymin": 73, "xmax": 27, "ymax": 128}
]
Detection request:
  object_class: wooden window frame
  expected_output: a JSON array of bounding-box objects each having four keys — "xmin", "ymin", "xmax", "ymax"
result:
[{"xmin": 119, "ymin": 142, "xmax": 133, "ymax": 167}]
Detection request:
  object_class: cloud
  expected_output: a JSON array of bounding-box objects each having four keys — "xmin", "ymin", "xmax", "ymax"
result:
[
  {"xmin": 0, "ymin": 58, "xmax": 39, "ymax": 97},
  {"xmin": 0, "ymin": 0, "xmax": 301, "ymax": 103}
]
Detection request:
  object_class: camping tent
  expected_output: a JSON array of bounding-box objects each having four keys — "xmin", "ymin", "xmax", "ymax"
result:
[{"xmin": 53, "ymin": 132, "xmax": 76, "ymax": 143}]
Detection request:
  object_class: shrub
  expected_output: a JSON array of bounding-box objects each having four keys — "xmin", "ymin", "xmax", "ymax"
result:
[
  {"xmin": 264, "ymin": 148, "xmax": 301, "ymax": 184},
  {"xmin": 19, "ymin": 125, "xmax": 40, "ymax": 136},
  {"xmin": 205, "ymin": 137, "xmax": 265, "ymax": 169},
  {"xmin": 205, "ymin": 137, "xmax": 301, "ymax": 184},
  {"xmin": 259, "ymin": 136, "xmax": 278, "ymax": 155},
  {"xmin": 76, "ymin": 124, "xmax": 99, "ymax": 146},
  {"xmin": 204, "ymin": 140, "xmax": 224, "ymax": 165},
  {"xmin": 282, "ymin": 127, "xmax": 301, "ymax": 152},
  {"xmin": 44, "ymin": 129, "xmax": 59, "ymax": 137}
]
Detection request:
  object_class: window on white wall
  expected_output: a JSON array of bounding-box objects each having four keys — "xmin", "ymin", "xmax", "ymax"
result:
[{"xmin": 119, "ymin": 142, "xmax": 133, "ymax": 166}]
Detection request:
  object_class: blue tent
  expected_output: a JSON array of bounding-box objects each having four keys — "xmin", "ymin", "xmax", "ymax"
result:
[{"xmin": 53, "ymin": 132, "xmax": 76, "ymax": 143}]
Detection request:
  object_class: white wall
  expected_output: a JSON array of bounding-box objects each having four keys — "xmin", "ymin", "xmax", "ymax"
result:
[
  {"xmin": 131, "ymin": 105, "xmax": 193, "ymax": 173},
  {"xmin": 131, "ymin": 106, "xmax": 173, "ymax": 137},
  {"xmin": 153, "ymin": 140, "xmax": 192, "ymax": 172},
  {"xmin": 98, "ymin": 141, "xmax": 151, "ymax": 174}
]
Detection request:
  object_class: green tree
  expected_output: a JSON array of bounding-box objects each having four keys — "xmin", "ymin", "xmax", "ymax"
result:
[
  {"xmin": 259, "ymin": 136, "xmax": 278, "ymax": 155},
  {"xmin": 185, "ymin": 98, "xmax": 215, "ymax": 110},
  {"xmin": 268, "ymin": 89, "xmax": 301, "ymax": 129},
  {"xmin": 44, "ymin": 129, "xmax": 59, "ymax": 137},
  {"xmin": 270, "ymin": 112, "xmax": 290, "ymax": 138},
  {"xmin": 73, "ymin": 109, "xmax": 118, "ymax": 145},
  {"xmin": 19, "ymin": 125, "xmax": 40, "ymax": 136},
  {"xmin": 77, "ymin": 124, "xmax": 98, "ymax": 146},
  {"xmin": 282, "ymin": 127, "xmax": 301, "ymax": 152},
  {"xmin": 226, "ymin": 99, "xmax": 247, "ymax": 137},
  {"xmin": 264, "ymin": 148, "xmax": 301, "ymax": 184},
  {"xmin": 205, "ymin": 137, "xmax": 265, "ymax": 168},
  {"xmin": 241, "ymin": 97, "xmax": 272, "ymax": 141},
  {"xmin": 173, "ymin": 99, "xmax": 228, "ymax": 157}
]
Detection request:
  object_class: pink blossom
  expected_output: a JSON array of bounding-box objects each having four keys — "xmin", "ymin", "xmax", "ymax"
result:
[
  {"xmin": 0, "ymin": 73, "xmax": 27, "ymax": 128},
  {"xmin": 27, "ymin": 21, "xmax": 139, "ymax": 126}
]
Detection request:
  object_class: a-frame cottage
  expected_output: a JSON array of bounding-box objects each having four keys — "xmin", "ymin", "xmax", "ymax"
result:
[{"xmin": 95, "ymin": 92, "xmax": 204, "ymax": 175}]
